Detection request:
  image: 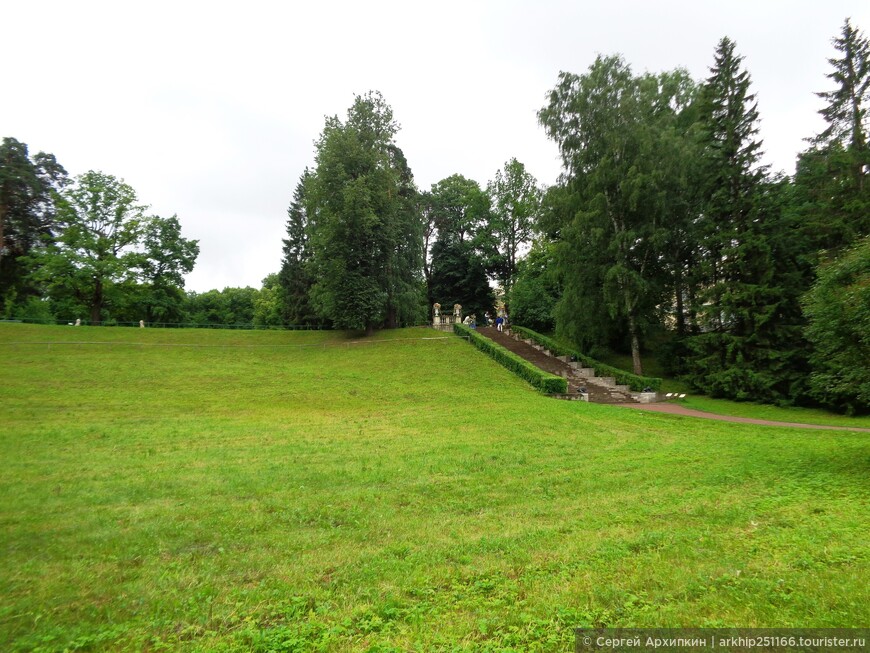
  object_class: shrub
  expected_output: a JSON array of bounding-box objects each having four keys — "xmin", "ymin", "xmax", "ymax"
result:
[
  {"xmin": 512, "ymin": 326, "xmax": 662, "ymax": 392},
  {"xmin": 454, "ymin": 323, "xmax": 567, "ymax": 394}
]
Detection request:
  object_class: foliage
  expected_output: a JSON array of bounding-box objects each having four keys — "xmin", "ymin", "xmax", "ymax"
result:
[
  {"xmin": 427, "ymin": 174, "xmax": 491, "ymax": 246},
  {"xmin": 508, "ymin": 239, "xmax": 559, "ymax": 333},
  {"xmin": 425, "ymin": 174, "xmax": 493, "ymax": 317},
  {"xmin": 682, "ymin": 39, "xmax": 811, "ymax": 404},
  {"xmin": 253, "ymin": 273, "xmax": 284, "ymax": 328},
  {"xmin": 539, "ymin": 56, "xmax": 697, "ymax": 375},
  {"xmin": 278, "ymin": 171, "xmax": 321, "ymax": 326},
  {"xmin": 428, "ymin": 238, "xmax": 494, "ymax": 322},
  {"xmin": 795, "ymin": 19, "xmax": 870, "ymax": 254},
  {"xmin": 454, "ymin": 322, "xmax": 567, "ymax": 393},
  {"xmin": 138, "ymin": 215, "xmax": 199, "ymax": 322},
  {"xmin": 184, "ymin": 286, "xmax": 258, "ymax": 326},
  {"xmin": 485, "ymin": 158, "xmax": 542, "ymax": 298},
  {"xmin": 802, "ymin": 236, "xmax": 870, "ymax": 414},
  {"xmin": 26, "ymin": 171, "xmax": 198, "ymax": 326},
  {"xmin": 29, "ymin": 171, "xmax": 147, "ymax": 325},
  {"xmin": 306, "ymin": 92, "xmax": 425, "ymax": 334},
  {"xmin": 0, "ymin": 137, "xmax": 67, "ymax": 314},
  {"xmin": 512, "ymin": 325, "xmax": 663, "ymax": 392}
]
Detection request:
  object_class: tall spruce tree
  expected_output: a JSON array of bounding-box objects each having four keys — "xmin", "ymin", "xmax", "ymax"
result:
[
  {"xmin": 278, "ymin": 170, "xmax": 318, "ymax": 326},
  {"xmin": 686, "ymin": 38, "xmax": 807, "ymax": 402},
  {"xmin": 795, "ymin": 18, "xmax": 870, "ymax": 253}
]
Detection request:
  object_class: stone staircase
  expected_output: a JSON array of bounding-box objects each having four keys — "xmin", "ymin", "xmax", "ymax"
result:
[{"xmin": 476, "ymin": 327, "xmax": 646, "ymax": 404}]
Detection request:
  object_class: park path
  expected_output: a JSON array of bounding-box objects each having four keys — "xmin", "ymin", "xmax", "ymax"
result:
[
  {"xmin": 613, "ymin": 401, "xmax": 870, "ymax": 432},
  {"xmin": 472, "ymin": 326, "xmax": 869, "ymax": 431},
  {"xmin": 477, "ymin": 326, "xmax": 638, "ymax": 403}
]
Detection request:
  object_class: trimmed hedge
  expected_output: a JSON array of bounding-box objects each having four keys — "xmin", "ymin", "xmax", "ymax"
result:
[
  {"xmin": 512, "ymin": 326, "xmax": 663, "ymax": 392},
  {"xmin": 454, "ymin": 323, "xmax": 568, "ymax": 394}
]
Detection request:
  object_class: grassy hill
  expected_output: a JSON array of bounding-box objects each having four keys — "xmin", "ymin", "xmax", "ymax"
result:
[{"xmin": 1, "ymin": 324, "xmax": 868, "ymax": 651}]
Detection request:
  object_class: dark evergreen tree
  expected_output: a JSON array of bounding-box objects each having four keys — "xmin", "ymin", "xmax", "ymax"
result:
[
  {"xmin": 425, "ymin": 174, "xmax": 492, "ymax": 318},
  {"xmin": 428, "ymin": 239, "xmax": 494, "ymax": 323},
  {"xmin": 686, "ymin": 38, "xmax": 809, "ymax": 402},
  {"xmin": 278, "ymin": 170, "xmax": 319, "ymax": 326},
  {"xmin": 0, "ymin": 137, "xmax": 67, "ymax": 315},
  {"xmin": 795, "ymin": 18, "xmax": 870, "ymax": 254}
]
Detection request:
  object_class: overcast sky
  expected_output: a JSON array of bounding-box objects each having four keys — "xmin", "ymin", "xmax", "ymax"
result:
[{"xmin": 3, "ymin": 1, "xmax": 869, "ymax": 292}]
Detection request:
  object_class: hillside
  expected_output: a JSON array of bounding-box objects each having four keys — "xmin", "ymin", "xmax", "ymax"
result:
[{"xmin": 1, "ymin": 324, "xmax": 868, "ymax": 651}]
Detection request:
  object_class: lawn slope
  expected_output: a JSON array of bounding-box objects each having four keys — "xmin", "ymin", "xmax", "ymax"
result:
[{"xmin": 1, "ymin": 324, "xmax": 868, "ymax": 651}]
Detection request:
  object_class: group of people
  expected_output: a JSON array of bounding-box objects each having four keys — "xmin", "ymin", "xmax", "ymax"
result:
[
  {"xmin": 481, "ymin": 311, "xmax": 509, "ymax": 332},
  {"xmin": 461, "ymin": 311, "xmax": 510, "ymax": 331}
]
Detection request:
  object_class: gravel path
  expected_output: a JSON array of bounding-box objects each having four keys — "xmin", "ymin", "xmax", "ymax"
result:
[{"xmin": 613, "ymin": 401, "xmax": 870, "ymax": 432}]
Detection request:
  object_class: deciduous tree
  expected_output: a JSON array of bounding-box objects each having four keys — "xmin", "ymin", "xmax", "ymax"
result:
[
  {"xmin": 306, "ymin": 92, "xmax": 424, "ymax": 334},
  {"xmin": 486, "ymin": 158, "xmax": 541, "ymax": 300}
]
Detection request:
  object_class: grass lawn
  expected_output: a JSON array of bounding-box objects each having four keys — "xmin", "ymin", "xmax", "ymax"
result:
[
  {"xmin": 680, "ymin": 396, "xmax": 870, "ymax": 429},
  {"xmin": 1, "ymin": 324, "xmax": 868, "ymax": 651}
]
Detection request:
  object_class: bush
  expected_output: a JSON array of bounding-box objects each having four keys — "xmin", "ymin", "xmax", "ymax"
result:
[
  {"xmin": 454, "ymin": 323, "xmax": 567, "ymax": 394},
  {"xmin": 512, "ymin": 325, "xmax": 662, "ymax": 392}
]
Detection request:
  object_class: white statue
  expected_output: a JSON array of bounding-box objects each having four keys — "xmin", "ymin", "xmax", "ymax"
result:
[
  {"xmin": 453, "ymin": 304, "xmax": 462, "ymax": 318},
  {"xmin": 74, "ymin": 318, "xmax": 81, "ymax": 326},
  {"xmin": 139, "ymin": 320, "xmax": 145, "ymax": 328},
  {"xmin": 433, "ymin": 303, "xmax": 441, "ymax": 317}
]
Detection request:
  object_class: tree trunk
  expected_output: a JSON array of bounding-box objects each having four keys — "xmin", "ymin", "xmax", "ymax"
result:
[
  {"xmin": 674, "ymin": 264, "xmax": 685, "ymax": 336},
  {"xmin": 90, "ymin": 279, "xmax": 103, "ymax": 325},
  {"xmin": 0, "ymin": 201, "xmax": 6, "ymax": 258},
  {"xmin": 365, "ymin": 320, "xmax": 374, "ymax": 337},
  {"xmin": 627, "ymin": 311, "xmax": 643, "ymax": 376}
]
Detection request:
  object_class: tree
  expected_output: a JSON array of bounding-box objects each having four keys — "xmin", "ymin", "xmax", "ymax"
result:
[
  {"xmin": 815, "ymin": 18, "xmax": 870, "ymax": 151},
  {"xmin": 685, "ymin": 38, "xmax": 809, "ymax": 402},
  {"xmin": 184, "ymin": 286, "xmax": 257, "ymax": 326},
  {"xmin": 795, "ymin": 18, "xmax": 870, "ymax": 253},
  {"xmin": 425, "ymin": 174, "xmax": 492, "ymax": 316},
  {"xmin": 30, "ymin": 171, "xmax": 198, "ymax": 325},
  {"xmin": 486, "ymin": 158, "xmax": 542, "ymax": 301},
  {"xmin": 427, "ymin": 174, "xmax": 490, "ymax": 245},
  {"xmin": 803, "ymin": 236, "xmax": 870, "ymax": 414},
  {"xmin": 0, "ymin": 137, "xmax": 67, "ymax": 314},
  {"xmin": 278, "ymin": 170, "xmax": 319, "ymax": 326},
  {"xmin": 508, "ymin": 239, "xmax": 560, "ymax": 333},
  {"xmin": 306, "ymin": 92, "xmax": 425, "ymax": 334},
  {"xmin": 254, "ymin": 273, "xmax": 283, "ymax": 328},
  {"xmin": 138, "ymin": 215, "xmax": 199, "ymax": 323},
  {"xmin": 428, "ymin": 238, "xmax": 494, "ymax": 322},
  {"xmin": 539, "ymin": 56, "xmax": 694, "ymax": 374}
]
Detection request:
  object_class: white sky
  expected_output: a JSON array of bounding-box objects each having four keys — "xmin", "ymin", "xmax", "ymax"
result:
[{"xmin": 3, "ymin": 0, "xmax": 869, "ymax": 292}]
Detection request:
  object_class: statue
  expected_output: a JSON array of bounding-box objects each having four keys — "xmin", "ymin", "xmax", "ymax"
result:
[
  {"xmin": 74, "ymin": 318, "xmax": 81, "ymax": 326},
  {"xmin": 139, "ymin": 320, "xmax": 145, "ymax": 328},
  {"xmin": 433, "ymin": 303, "xmax": 441, "ymax": 317},
  {"xmin": 453, "ymin": 304, "xmax": 462, "ymax": 318}
]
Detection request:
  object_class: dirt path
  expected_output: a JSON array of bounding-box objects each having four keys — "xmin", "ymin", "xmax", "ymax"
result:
[{"xmin": 614, "ymin": 401, "xmax": 870, "ymax": 432}]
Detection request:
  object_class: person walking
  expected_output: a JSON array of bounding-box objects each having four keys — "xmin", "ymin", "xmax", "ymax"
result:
[{"xmin": 496, "ymin": 315, "xmax": 504, "ymax": 332}]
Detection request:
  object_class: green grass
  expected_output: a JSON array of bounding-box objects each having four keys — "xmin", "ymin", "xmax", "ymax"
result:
[
  {"xmin": 680, "ymin": 395, "xmax": 870, "ymax": 429},
  {"xmin": 1, "ymin": 324, "xmax": 868, "ymax": 651}
]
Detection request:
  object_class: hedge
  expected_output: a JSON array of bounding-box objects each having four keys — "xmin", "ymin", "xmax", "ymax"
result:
[
  {"xmin": 454, "ymin": 323, "xmax": 568, "ymax": 394},
  {"xmin": 511, "ymin": 326, "xmax": 663, "ymax": 392}
]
